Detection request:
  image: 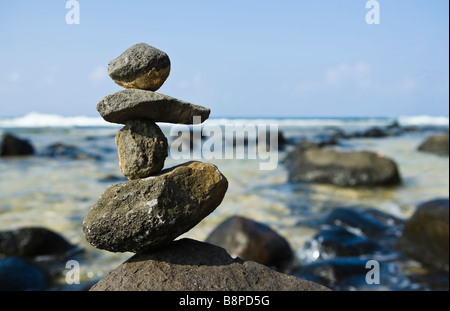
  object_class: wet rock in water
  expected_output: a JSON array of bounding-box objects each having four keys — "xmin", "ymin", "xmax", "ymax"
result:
[
  {"xmin": 321, "ymin": 208, "xmax": 394, "ymax": 240},
  {"xmin": 0, "ymin": 227, "xmax": 79, "ymax": 258},
  {"xmin": 285, "ymin": 145, "xmax": 401, "ymax": 187},
  {"xmin": 115, "ymin": 119, "xmax": 168, "ymax": 180},
  {"xmin": 293, "ymin": 257, "xmax": 372, "ymax": 290},
  {"xmin": 0, "ymin": 257, "xmax": 49, "ymax": 291},
  {"xmin": 41, "ymin": 142, "xmax": 101, "ymax": 160},
  {"xmin": 418, "ymin": 132, "xmax": 449, "ymax": 156},
  {"xmin": 90, "ymin": 238, "xmax": 330, "ymax": 291},
  {"xmin": 396, "ymin": 198, "xmax": 449, "ymax": 272},
  {"xmin": 96, "ymin": 89, "xmax": 210, "ymax": 125},
  {"xmin": 205, "ymin": 215, "xmax": 293, "ymax": 269},
  {"xmin": 0, "ymin": 133, "xmax": 34, "ymax": 157},
  {"xmin": 361, "ymin": 127, "xmax": 389, "ymax": 138},
  {"xmin": 300, "ymin": 227, "xmax": 386, "ymax": 259},
  {"xmin": 83, "ymin": 161, "xmax": 228, "ymax": 253},
  {"xmin": 108, "ymin": 43, "xmax": 171, "ymax": 91}
]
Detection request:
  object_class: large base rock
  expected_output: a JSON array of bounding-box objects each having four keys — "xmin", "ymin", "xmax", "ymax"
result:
[{"xmin": 90, "ymin": 239, "xmax": 329, "ymax": 291}]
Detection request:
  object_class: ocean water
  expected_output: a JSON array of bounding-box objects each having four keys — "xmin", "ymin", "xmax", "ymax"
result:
[{"xmin": 0, "ymin": 113, "xmax": 449, "ymax": 290}]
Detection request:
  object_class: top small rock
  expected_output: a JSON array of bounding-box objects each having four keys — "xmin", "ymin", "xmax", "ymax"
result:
[{"xmin": 108, "ymin": 43, "xmax": 171, "ymax": 91}]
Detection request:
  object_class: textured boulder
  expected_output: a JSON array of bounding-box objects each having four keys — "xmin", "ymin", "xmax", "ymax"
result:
[
  {"xmin": 205, "ymin": 216, "xmax": 293, "ymax": 269},
  {"xmin": 286, "ymin": 147, "xmax": 401, "ymax": 187},
  {"xmin": 90, "ymin": 238, "xmax": 329, "ymax": 291},
  {"xmin": 418, "ymin": 132, "xmax": 449, "ymax": 156},
  {"xmin": 108, "ymin": 43, "xmax": 171, "ymax": 91},
  {"xmin": 83, "ymin": 161, "xmax": 228, "ymax": 252},
  {"xmin": 97, "ymin": 89, "xmax": 210, "ymax": 125},
  {"xmin": 116, "ymin": 119, "xmax": 168, "ymax": 179},
  {"xmin": 0, "ymin": 133, "xmax": 34, "ymax": 157},
  {"xmin": 396, "ymin": 199, "xmax": 449, "ymax": 272}
]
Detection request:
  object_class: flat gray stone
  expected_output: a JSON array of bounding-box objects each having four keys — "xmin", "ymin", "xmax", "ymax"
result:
[
  {"xmin": 82, "ymin": 161, "xmax": 228, "ymax": 253},
  {"xmin": 116, "ymin": 119, "xmax": 168, "ymax": 180},
  {"xmin": 108, "ymin": 43, "xmax": 170, "ymax": 91},
  {"xmin": 90, "ymin": 238, "xmax": 330, "ymax": 291},
  {"xmin": 96, "ymin": 89, "xmax": 210, "ymax": 124}
]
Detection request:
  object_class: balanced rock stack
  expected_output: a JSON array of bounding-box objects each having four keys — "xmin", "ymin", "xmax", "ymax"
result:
[
  {"xmin": 83, "ymin": 43, "xmax": 328, "ymax": 291},
  {"xmin": 83, "ymin": 43, "xmax": 228, "ymax": 253}
]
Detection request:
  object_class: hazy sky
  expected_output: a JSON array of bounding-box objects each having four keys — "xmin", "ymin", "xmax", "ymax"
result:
[{"xmin": 0, "ymin": 1, "xmax": 448, "ymax": 118}]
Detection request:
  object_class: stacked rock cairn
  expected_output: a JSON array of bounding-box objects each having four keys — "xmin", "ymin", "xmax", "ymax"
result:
[{"xmin": 82, "ymin": 43, "xmax": 228, "ymax": 254}]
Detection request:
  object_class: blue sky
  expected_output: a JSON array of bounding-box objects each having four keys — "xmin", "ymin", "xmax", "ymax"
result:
[{"xmin": 0, "ymin": 1, "xmax": 448, "ymax": 118}]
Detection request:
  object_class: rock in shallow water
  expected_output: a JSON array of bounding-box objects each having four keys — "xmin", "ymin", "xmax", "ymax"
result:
[
  {"xmin": 115, "ymin": 119, "xmax": 168, "ymax": 180},
  {"xmin": 108, "ymin": 43, "xmax": 171, "ymax": 91},
  {"xmin": 90, "ymin": 238, "xmax": 330, "ymax": 291},
  {"xmin": 96, "ymin": 89, "xmax": 210, "ymax": 125},
  {"xmin": 418, "ymin": 132, "xmax": 449, "ymax": 156},
  {"xmin": 0, "ymin": 133, "xmax": 34, "ymax": 157},
  {"xmin": 83, "ymin": 161, "xmax": 228, "ymax": 253},
  {"xmin": 205, "ymin": 215, "xmax": 293, "ymax": 269},
  {"xmin": 396, "ymin": 198, "xmax": 449, "ymax": 272},
  {"xmin": 285, "ymin": 146, "xmax": 401, "ymax": 187},
  {"xmin": 0, "ymin": 257, "xmax": 48, "ymax": 291},
  {"xmin": 0, "ymin": 227, "xmax": 79, "ymax": 258}
]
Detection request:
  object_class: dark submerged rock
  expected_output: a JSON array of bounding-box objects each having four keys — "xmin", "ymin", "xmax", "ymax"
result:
[
  {"xmin": 302, "ymin": 226, "xmax": 386, "ymax": 259},
  {"xmin": 41, "ymin": 142, "xmax": 101, "ymax": 160},
  {"xmin": 0, "ymin": 227, "xmax": 79, "ymax": 258},
  {"xmin": 205, "ymin": 215, "xmax": 293, "ymax": 269},
  {"xmin": 0, "ymin": 257, "xmax": 48, "ymax": 291},
  {"xmin": 0, "ymin": 133, "xmax": 34, "ymax": 157}
]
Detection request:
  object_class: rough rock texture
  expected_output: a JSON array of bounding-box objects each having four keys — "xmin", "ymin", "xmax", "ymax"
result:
[
  {"xmin": 0, "ymin": 133, "xmax": 34, "ymax": 157},
  {"xmin": 205, "ymin": 216, "xmax": 293, "ymax": 269},
  {"xmin": 286, "ymin": 147, "xmax": 401, "ymax": 187},
  {"xmin": 108, "ymin": 43, "xmax": 171, "ymax": 91},
  {"xmin": 396, "ymin": 198, "xmax": 449, "ymax": 272},
  {"xmin": 116, "ymin": 119, "xmax": 168, "ymax": 179},
  {"xmin": 83, "ymin": 162, "xmax": 228, "ymax": 253},
  {"xmin": 418, "ymin": 132, "xmax": 449, "ymax": 156},
  {"xmin": 90, "ymin": 238, "xmax": 329, "ymax": 291},
  {"xmin": 97, "ymin": 89, "xmax": 210, "ymax": 125}
]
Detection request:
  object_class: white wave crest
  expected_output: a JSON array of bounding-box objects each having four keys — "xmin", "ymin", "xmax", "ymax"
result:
[{"xmin": 0, "ymin": 112, "xmax": 114, "ymax": 128}]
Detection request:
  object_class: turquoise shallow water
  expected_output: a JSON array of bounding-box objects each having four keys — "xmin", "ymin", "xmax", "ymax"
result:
[{"xmin": 0, "ymin": 116, "xmax": 448, "ymax": 289}]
